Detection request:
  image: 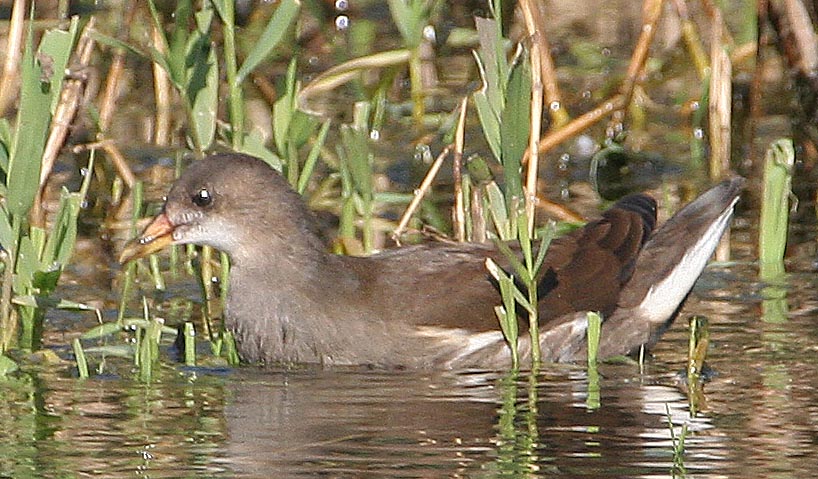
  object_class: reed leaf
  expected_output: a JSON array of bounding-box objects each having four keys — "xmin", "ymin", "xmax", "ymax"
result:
[
  {"xmin": 759, "ymin": 138, "xmax": 794, "ymax": 280},
  {"xmin": 7, "ymin": 19, "xmax": 51, "ymax": 219},
  {"xmin": 235, "ymin": 0, "xmax": 300, "ymax": 85}
]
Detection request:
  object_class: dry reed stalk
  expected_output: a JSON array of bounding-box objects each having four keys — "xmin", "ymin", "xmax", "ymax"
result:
[
  {"xmin": 97, "ymin": 1, "xmax": 137, "ymax": 132},
  {"xmin": 708, "ymin": 10, "xmax": 732, "ymax": 261},
  {"xmin": 747, "ymin": 0, "xmax": 770, "ymax": 172},
  {"xmin": 525, "ymin": 26, "xmax": 544, "ymax": 235},
  {"xmin": 537, "ymin": 94, "xmax": 627, "ymax": 155},
  {"xmin": 519, "ymin": 0, "xmax": 569, "ymax": 127},
  {"xmin": 607, "ymin": 0, "xmax": 664, "ymax": 136},
  {"xmin": 533, "ymin": 197, "xmax": 585, "ymax": 222},
  {"xmin": 708, "ymin": 11, "xmax": 731, "ymax": 181},
  {"xmin": 452, "ymin": 97, "xmax": 468, "ymax": 242},
  {"xmin": 151, "ymin": 22, "xmax": 172, "ymax": 146},
  {"xmin": 392, "ymin": 144, "xmax": 452, "ymax": 244},
  {"xmin": 671, "ymin": 0, "xmax": 709, "ymax": 79},
  {"xmin": 252, "ymin": 72, "xmax": 278, "ymax": 106},
  {"xmin": 95, "ymin": 3, "xmax": 138, "ymax": 189},
  {"xmin": 699, "ymin": 0, "xmax": 735, "ymax": 46},
  {"xmin": 102, "ymin": 142, "xmax": 136, "ymax": 188},
  {"xmin": 0, "ymin": 0, "xmax": 25, "ymax": 114},
  {"xmin": 31, "ymin": 18, "xmax": 97, "ymax": 228},
  {"xmin": 781, "ymin": 0, "xmax": 818, "ymax": 74}
]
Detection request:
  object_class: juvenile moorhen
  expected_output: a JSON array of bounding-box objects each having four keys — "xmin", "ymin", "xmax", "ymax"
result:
[{"xmin": 120, "ymin": 153, "xmax": 743, "ymax": 369}]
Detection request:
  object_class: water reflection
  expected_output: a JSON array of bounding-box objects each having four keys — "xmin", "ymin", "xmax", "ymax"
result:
[
  {"xmin": 5, "ymin": 264, "xmax": 818, "ymax": 478},
  {"xmin": 221, "ymin": 366, "xmax": 703, "ymax": 478}
]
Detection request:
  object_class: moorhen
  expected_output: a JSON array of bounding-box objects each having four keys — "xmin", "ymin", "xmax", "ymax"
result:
[{"xmin": 121, "ymin": 153, "xmax": 743, "ymax": 369}]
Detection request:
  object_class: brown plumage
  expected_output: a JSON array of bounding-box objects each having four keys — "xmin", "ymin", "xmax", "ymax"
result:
[{"xmin": 121, "ymin": 153, "xmax": 743, "ymax": 369}]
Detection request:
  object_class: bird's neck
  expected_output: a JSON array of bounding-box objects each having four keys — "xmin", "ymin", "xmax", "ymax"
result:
[{"xmin": 224, "ymin": 241, "xmax": 365, "ymax": 365}]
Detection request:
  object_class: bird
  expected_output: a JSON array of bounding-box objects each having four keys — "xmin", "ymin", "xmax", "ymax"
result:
[{"xmin": 120, "ymin": 152, "xmax": 743, "ymax": 369}]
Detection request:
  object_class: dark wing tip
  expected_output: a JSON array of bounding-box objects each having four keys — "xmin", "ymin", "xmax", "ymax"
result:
[{"xmin": 608, "ymin": 193, "xmax": 658, "ymax": 244}]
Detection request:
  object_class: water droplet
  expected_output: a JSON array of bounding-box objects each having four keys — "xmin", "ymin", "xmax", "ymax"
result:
[
  {"xmin": 693, "ymin": 127, "xmax": 704, "ymax": 139},
  {"xmin": 335, "ymin": 15, "xmax": 349, "ymax": 31},
  {"xmin": 690, "ymin": 101, "xmax": 699, "ymax": 111},
  {"xmin": 335, "ymin": 0, "xmax": 348, "ymax": 11},
  {"xmin": 558, "ymin": 153, "xmax": 570, "ymax": 170},
  {"xmin": 423, "ymin": 25, "xmax": 436, "ymax": 42},
  {"xmin": 549, "ymin": 101, "xmax": 561, "ymax": 111},
  {"xmin": 369, "ymin": 129, "xmax": 380, "ymax": 140},
  {"xmin": 601, "ymin": 47, "xmax": 611, "ymax": 56},
  {"xmin": 581, "ymin": 90, "xmax": 591, "ymax": 99}
]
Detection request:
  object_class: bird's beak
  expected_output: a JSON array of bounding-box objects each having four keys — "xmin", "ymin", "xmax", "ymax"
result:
[{"xmin": 119, "ymin": 212, "xmax": 176, "ymax": 263}]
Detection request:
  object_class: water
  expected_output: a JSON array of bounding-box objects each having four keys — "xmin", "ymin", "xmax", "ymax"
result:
[{"xmin": 4, "ymin": 256, "xmax": 818, "ymax": 477}]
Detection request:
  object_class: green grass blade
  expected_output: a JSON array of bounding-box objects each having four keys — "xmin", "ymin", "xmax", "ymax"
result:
[
  {"xmin": 81, "ymin": 322, "xmax": 124, "ymax": 339},
  {"xmin": 297, "ymin": 119, "xmax": 331, "ymax": 194},
  {"xmin": 472, "ymin": 72, "xmax": 502, "ymax": 161},
  {"xmin": 486, "ymin": 258, "xmax": 519, "ymax": 367},
  {"xmin": 39, "ymin": 16, "xmax": 79, "ymax": 113},
  {"xmin": 168, "ymin": 0, "xmax": 193, "ymax": 82},
  {"xmin": 273, "ymin": 59, "xmax": 299, "ymax": 159},
  {"xmin": 0, "ymin": 204, "xmax": 13, "ymax": 248},
  {"xmin": 387, "ymin": 0, "xmax": 426, "ymax": 48},
  {"xmin": 89, "ymin": 30, "xmax": 147, "ymax": 58},
  {"xmin": 586, "ymin": 311, "xmax": 602, "ymax": 365},
  {"xmin": 533, "ymin": 221, "xmax": 556, "ymax": 274},
  {"xmin": 759, "ymin": 138, "xmax": 794, "ymax": 281},
  {"xmin": 0, "ymin": 354, "xmax": 19, "ymax": 376},
  {"xmin": 184, "ymin": 322, "xmax": 196, "ymax": 366},
  {"xmin": 239, "ymin": 129, "xmax": 283, "ymax": 171},
  {"xmin": 493, "ymin": 238, "xmax": 529, "ymax": 283},
  {"xmin": 499, "ymin": 50, "xmax": 531, "ymax": 206},
  {"xmin": 72, "ymin": 338, "xmax": 89, "ymax": 378},
  {"xmin": 187, "ymin": 25, "xmax": 218, "ymax": 151},
  {"xmin": 12, "ymin": 295, "xmax": 97, "ymax": 311},
  {"xmin": 7, "ymin": 17, "xmax": 52, "ymax": 219},
  {"xmin": 236, "ymin": 0, "xmax": 301, "ymax": 85},
  {"xmin": 484, "ymin": 182, "xmax": 510, "ymax": 239},
  {"xmin": 474, "ymin": 17, "xmax": 506, "ymax": 114},
  {"xmin": 586, "ymin": 311, "xmax": 602, "ymax": 410},
  {"xmin": 298, "ymin": 49, "xmax": 411, "ymax": 106}
]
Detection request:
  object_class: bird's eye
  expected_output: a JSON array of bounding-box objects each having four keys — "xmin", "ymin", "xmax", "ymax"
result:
[{"xmin": 192, "ymin": 188, "xmax": 213, "ymax": 208}]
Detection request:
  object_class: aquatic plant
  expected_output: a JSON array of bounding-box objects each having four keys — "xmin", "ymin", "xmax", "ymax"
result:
[{"xmin": 0, "ymin": 16, "xmax": 92, "ymax": 372}]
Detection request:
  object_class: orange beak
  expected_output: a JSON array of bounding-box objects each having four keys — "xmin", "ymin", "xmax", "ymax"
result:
[{"xmin": 119, "ymin": 212, "xmax": 177, "ymax": 263}]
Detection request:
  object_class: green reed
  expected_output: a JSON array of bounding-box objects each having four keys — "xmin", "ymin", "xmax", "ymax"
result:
[
  {"xmin": 72, "ymin": 338, "xmax": 89, "ymax": 379},
  {"xmin": 686, "ymin": 315, "xmax": 709, "ymax": 416},
  {"xmin": 586, "ymin": 311, "xmax": 602, "ymax": 410},
  {"xmin": 183, "ymin": 322, "xmax": 196, "ymax": 367},
  {"xmin": 337, "ymin": 102, "xmax": 376, "ymax": 253},
  {"xmin": 759, "ymin": 138, "xmax": 794, "ymax": 281},
  {"xmin": 666, "ymin": 404, "xmax": 689, "ymax": 477},
  {"xmin": 0, "ymin": 15, "xmax": 87, "ymax": 367},
  {"xmin": 494, "ymin": 371, "xmax": 541, "ymax": 476}
]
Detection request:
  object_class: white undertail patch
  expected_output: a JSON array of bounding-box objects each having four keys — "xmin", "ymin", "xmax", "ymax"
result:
[{"xmin": 637, "ymin": 199, "xmax": 738, "ymax": 324}]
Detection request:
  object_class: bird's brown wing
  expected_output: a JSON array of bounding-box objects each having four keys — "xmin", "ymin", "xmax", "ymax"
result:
[
  {"xmin": 359, "ymin": 194, "xmax": 657, "ymax": 335},
  {"xmin": 534, "ymin": 193, "xmax": 657, "ymax": 327}
]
